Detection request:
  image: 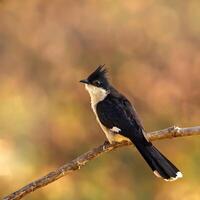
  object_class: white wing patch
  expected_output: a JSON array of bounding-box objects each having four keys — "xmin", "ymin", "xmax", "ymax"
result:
[{"xmin": 110, "ymin": 126, "xmax": 121, "ymax": 133}]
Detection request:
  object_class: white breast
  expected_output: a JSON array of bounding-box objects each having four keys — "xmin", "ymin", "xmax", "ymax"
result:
[
  {"xmin": 85, "ymin": 84, "xmax": 130, "ymax": 144},
  {"xmin": 85, "ymin": 84, "xmax": 108, "ymax": 108}
]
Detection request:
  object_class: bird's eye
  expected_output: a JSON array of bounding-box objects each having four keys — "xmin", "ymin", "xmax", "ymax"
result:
[{"xmin": 93, "ymin": 80, "xmax": 101, "ymax": 86}]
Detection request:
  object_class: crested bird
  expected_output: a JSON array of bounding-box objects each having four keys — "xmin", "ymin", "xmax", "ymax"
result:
[{"xmin": 80, "ymin": 65, "xmax": 182, "ymax": 181}]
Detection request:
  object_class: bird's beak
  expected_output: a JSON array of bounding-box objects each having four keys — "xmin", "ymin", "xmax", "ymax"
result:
[{"xmin": 80, "ymin": 79, "xmax": 89, "ymax": 84}]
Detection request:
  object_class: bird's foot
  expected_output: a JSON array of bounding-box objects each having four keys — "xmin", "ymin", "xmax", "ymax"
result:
[{"xmin": 103, "ymin": 140, "xmax": 110, "ymax": 146}]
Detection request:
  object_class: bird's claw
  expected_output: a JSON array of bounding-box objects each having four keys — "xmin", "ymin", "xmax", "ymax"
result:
[{"xmin": 103, "ymin": 140, "xmax": 110, "ymax": 146}]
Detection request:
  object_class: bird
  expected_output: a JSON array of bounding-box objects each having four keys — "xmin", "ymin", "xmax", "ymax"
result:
[{"xmin": 80, "ymin": 65, "xmax": 183, "ymax": 181}]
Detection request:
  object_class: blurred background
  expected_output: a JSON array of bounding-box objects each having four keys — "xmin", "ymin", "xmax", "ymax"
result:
[{"xmin": 0, "ymin": 0, "xmax": 200, "ymax": 199}]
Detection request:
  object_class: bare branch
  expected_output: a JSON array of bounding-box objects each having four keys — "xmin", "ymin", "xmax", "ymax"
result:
[{"xmin": 3, "ymin": 126, "xmax": 200, "ymax": 200}]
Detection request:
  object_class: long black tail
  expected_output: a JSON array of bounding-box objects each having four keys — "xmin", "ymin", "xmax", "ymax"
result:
[{"xmin": 131, "ymin": 139, "xmax": 183, "ymax": 181}]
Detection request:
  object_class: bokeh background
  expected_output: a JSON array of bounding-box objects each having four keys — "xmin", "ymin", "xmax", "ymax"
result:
[{"xmin": 0, "ymin": 0, "xmax": 200, "ymax": 199}]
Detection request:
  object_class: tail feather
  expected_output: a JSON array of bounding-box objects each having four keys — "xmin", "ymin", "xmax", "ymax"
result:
[{"xmin": 133, "ymin": 141, "xmax": 183, "ymax": 181}]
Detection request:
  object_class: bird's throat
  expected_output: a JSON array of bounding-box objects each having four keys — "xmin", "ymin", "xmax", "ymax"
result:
[{"xmin": 85, "ymin": 84, "xmax": 109, "ymax": 107}]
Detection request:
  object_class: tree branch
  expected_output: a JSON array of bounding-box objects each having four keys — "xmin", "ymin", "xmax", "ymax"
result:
[{"xmin": 3, "ymin": 126, "xmax": 200, "ymax": 200}]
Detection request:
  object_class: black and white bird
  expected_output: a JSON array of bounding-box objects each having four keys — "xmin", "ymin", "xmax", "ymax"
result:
[{"xmin": 80, "ymin": 65, "xmax": 183, "ymax": 181}]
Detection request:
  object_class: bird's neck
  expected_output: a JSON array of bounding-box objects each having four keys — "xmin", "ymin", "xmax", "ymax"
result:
[{"xmin": 85, "ymin": 84, "xmax": 109, "ymax": 107}]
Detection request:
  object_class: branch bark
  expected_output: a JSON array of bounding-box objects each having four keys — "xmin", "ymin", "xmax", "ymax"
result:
[{"xmin": 3, "ymin": 126, "xmax": 200, "ymax": 200}]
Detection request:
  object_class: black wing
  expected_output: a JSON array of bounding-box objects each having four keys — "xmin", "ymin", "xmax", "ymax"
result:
[
  {"xmin": 96, "ymin": 90, "xmax": 182, "ymax": 181},
  {"xmin": 96, "ymin": 92, "xmax": 145, "ymax": 141},
  {"xmin": 121, "ymin": 95, "xmax": 144, "ymax": 130}
]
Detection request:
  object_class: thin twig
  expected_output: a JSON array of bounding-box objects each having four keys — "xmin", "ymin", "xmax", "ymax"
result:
[{"xmin": 3, "ymin": 126, "xmax": 200, "ymax": 200}]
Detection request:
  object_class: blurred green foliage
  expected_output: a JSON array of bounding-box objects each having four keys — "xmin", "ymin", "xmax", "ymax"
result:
[{"xmin": 0, "ymin": 0, "xmax": 200, "ymax": 199}]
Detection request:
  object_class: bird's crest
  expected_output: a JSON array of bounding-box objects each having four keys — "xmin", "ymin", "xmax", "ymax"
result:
[{"xmin": 88, "ymin": 64, "xmax": 107, "ymax": 81}]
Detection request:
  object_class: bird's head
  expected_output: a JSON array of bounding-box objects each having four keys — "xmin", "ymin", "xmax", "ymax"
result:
[{"xmin": 80, "ymin": 65, "xmax": 110, "ymax": 101}]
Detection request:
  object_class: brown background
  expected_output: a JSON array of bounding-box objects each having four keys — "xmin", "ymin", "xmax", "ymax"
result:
[{"xmin": 0, "ymin": 1, "xmax": 200, "ymax": 199}]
